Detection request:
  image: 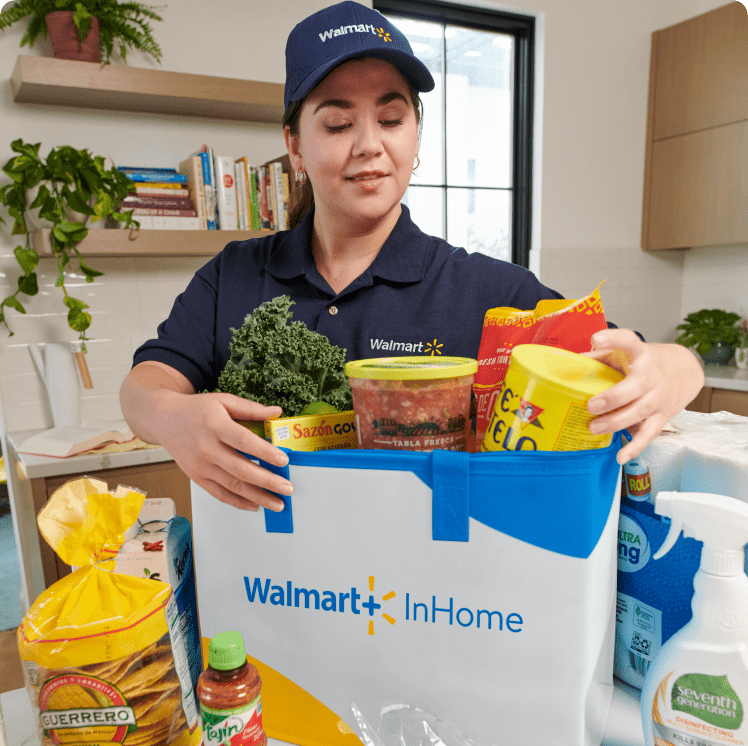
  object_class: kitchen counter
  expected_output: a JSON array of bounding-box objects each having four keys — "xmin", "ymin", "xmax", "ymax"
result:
[
  {"xmin": 703, "ymin": 364, "xmax": 748, "ymax": 392},
  {"xmin": 6, "ymin": 429, "xmax": 173, "ymax": 480},
  {"xmin": 0, "ymin": 679, "xmax": 646, "ymax": 746}
]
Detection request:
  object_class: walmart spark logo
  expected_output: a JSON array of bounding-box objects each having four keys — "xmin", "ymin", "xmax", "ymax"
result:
[
  {"xmin": 377, "ymin": 28, "xmax": 392, "ymax": 42},
  {"xmin": 424, "ymin": 339, "xmax": 443, "ymax": 356},
  {"xmin": 366, "ymin": 575, "xmax": 396, "ymax": 635}
]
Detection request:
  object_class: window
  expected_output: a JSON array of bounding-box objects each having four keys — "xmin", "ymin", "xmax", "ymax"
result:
[{"xmin": 375, "ymin": 0, "xmax": 535, "ymax": 267}]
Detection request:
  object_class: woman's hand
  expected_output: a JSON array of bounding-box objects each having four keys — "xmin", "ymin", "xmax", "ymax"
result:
[
  {"xmin": 120, "ymin": 362, "xmax": 293, "ymax": 511},
  {"xmin": 582, "ymin": 329, "xmax": 705, "ymax": 465}
]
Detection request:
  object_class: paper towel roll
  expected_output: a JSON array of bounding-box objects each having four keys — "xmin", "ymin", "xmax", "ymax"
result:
[{"xmin": 677, "ymin": 411, "xmax": 748, "ymax": 502}]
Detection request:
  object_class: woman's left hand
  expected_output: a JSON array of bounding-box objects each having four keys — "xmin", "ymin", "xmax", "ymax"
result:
[{"xmin": 582, "ymin": 329, "xmax": 705, "ymax": 465}]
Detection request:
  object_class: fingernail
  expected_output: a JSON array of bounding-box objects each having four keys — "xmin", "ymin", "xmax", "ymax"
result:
[
  {"xmin": 271, "ymin": 499, "xmax": 286, "ymax": 512},
  {"xmin": 275, "ymin": 452, "xmax": 289, "ymax": 467},
  {"xmin": 589, "ymin": 420, "xmax": 605, "ymax": 434},
  {"xmin": 588, "ymin": 398, "xmax": 606, "ymax": 414},
  {"xmin": 278, "ymin": 481, "xmax": 294, "ymax": 496}
]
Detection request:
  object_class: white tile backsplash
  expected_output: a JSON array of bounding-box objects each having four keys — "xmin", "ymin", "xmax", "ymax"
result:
[{"xmin": 0, "ymin": 251, "xmax": 215, "ymax": 433}]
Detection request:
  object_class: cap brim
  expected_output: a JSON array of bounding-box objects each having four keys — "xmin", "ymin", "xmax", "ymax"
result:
[{"xmin": 287, "ymin": 48, "xmax": 435, "ymax": 108}]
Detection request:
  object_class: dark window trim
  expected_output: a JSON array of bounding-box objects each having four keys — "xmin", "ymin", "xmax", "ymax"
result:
[{"xmin": 375, "ymin": 0, "xmax": 534, "ymax": 267}]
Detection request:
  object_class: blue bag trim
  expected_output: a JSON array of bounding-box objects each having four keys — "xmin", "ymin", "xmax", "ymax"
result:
[
  {"xmin": 251, "ymin": 434, "xmax": 622, "ymax": 558},
  {"xmin": 259, "ymin": 458, "xmax": 294, "ymax": 534},
  {"xmin": 431, "ymin": 450, "xmax": 470, "ymax": 542}
]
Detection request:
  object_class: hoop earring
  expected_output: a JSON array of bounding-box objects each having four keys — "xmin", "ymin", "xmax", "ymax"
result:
[
  {"xmin": 295, "ymin": 170, "xmax": 307, "ymax": 185},
  {"xmin": 413, "ymin": 155, "xmax": 420, "ymax": 172}
]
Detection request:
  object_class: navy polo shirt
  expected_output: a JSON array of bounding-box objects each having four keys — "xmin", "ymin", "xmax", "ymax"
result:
[{"xmin": 134, "ymin": 205, "xmax": 607, "ymax": 393}]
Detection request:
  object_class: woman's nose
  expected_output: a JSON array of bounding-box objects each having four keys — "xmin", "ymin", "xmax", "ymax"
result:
[{"xmin": 352, "ymin": 119, "xmax": 384, "ymax": 157}]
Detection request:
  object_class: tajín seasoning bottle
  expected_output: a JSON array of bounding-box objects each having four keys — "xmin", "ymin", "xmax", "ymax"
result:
[{"xmin": 197, "ymin": 631, "xmax": 267, "ymax": 746}]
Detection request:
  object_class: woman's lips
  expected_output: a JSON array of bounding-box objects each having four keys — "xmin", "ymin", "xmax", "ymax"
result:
[{"xmin": 347, "ymin": 171, "xmax": 387, "ymax": 181}]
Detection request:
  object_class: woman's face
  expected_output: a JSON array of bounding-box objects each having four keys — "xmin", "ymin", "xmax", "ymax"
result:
[{"xmin": 285, "ymin": 57, "xmax": 419, "ymax": 228}]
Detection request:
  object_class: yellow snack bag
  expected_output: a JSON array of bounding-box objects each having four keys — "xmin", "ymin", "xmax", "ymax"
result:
[{"xmin": 18, "ymin": 477, "xmax": 201, "ymax": 746}]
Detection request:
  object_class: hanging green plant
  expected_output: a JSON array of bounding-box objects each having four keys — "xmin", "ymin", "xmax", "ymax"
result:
[
  {"xmin": 0, "ymin": 138, "xmax": 137, "ymax": 341},
  {"xmin": 0, "ymin": 0, "xmax": 164, "ymax": 64}
]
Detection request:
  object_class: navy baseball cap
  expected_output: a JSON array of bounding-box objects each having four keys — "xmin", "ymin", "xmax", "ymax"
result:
[{"xmin": 284, "ymin": 1, "xmax": 435, "ymax": 110}]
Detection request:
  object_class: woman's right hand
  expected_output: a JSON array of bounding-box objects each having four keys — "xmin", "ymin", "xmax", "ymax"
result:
[{"xmin": 120, "ymin": 362, "xmax": 293, "ymax": 512}]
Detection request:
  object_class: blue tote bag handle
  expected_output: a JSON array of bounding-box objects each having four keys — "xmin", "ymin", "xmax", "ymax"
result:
[{"xmin": 258, "ymin": 449, "xmax": 471, "ymax": 541}]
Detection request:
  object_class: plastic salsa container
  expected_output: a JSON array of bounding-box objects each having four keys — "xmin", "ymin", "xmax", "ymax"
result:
[{"xmin": 344, "ymin": 356, "xmax": 478, "ymax": 452}]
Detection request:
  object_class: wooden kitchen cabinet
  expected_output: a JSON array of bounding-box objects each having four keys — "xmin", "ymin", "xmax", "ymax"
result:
[
  {"xmin": 29, "ymin": 459, "xmax": 190, "ymax": 589},
  {"xmin": 686, "ymin": 386, "xmax": 748, "ymax": 417},
  {"xmin": 642, "ymin": 3, "xmax": 748, "ymax": 251}
]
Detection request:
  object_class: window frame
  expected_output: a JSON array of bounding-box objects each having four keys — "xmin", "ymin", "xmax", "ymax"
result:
[{"xmin": 375, "ymin": 0, "xmax": 535, "ymax": 267}]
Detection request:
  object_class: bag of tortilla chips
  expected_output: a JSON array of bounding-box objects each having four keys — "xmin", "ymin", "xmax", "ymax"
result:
[
  {"xmin": 17, "ymin": 477, "xmax": 201, "ymax": 746},
  {"xmin": 474, "ymin": 281, "xmax": 609, "ymax": 445}
]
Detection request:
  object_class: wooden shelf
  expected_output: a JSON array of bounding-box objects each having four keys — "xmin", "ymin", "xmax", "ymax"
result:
[
  {"xmin": 11, "ymin": 55, "xmax": 285, "ymax": 123},
  {"xmin": 31, "ymin": 228, "xmax": 275, "ymax": 257}
]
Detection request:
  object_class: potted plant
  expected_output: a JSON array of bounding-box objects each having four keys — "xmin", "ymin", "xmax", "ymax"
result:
[
  {"xmin": 675, "ymin": 308, "xmax": 742, "ymax": 366},
  {"xmin": 0, "ymin": 0, "xmax": 164, "ymax": 64},
  {"xmin": 0, "ymin": 138, "xmax": 137, "ymax": 341},
  {"xmin": 735, "ymin": 318, "xmax": 748, "ymax": 370}
]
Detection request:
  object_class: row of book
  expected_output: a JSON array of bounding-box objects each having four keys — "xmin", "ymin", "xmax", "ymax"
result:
[{"xmin": 115, "ymin": 147, "xmax": 295, "ymax": 231}]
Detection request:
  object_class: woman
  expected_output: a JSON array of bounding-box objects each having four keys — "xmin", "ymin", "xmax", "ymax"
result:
[{"xmin": 120, "ymin": 1, "xmax": 704, "ymax": 512}]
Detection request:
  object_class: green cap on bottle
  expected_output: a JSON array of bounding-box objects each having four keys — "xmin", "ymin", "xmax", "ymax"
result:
[{"xmin": 208, "ymin": 631, "xmax": 246, "ymax": 671}]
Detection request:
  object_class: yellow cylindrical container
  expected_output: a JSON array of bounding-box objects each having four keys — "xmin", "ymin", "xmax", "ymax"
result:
[{"xmin": 481, "ymin": 344, "xmax": 625, "ymax": 452}]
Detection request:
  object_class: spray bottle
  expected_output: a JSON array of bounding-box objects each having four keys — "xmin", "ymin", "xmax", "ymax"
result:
[{"xmin": 641, "ymin": 491, "xmax": 748, "ymax": 746}]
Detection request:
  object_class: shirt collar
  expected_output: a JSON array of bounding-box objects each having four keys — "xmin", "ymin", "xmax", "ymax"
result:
[{"xmin": 265, "ymin": 204, "xmax": 430, "ymax": 285}]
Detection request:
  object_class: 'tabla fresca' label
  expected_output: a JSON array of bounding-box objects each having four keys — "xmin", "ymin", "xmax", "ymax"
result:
[{"xmin": 202, "ymin": 695, "xmax": 264, "ymax": 746}]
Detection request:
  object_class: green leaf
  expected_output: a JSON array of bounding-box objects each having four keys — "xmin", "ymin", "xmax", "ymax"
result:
[
  {"xmin": 79, "ymin": 259, "xmax": 103, "ymax": 281},
  {"xmin": 3, "ymin": 296, "xmax": 26, "ymax": 314},
  {"xmin": 17, "ymin": 272, "xmax": 38, "ymax": 296},
  {"xmin": 63, "ymin": 296, "xmax": 89, "ymax": 312},
  {"xmin": 68, "ymin": 307, "xmax": 91, "ymax": 333},
  {"xmin": 13, "ymin": 246, "xmax": 39, "ymax": 274}
]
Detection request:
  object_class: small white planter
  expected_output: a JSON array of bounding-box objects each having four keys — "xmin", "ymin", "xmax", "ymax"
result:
[
  {"xmin": 25, "ymin": 182, "xmax": 91, "ymax": 231},
  {"xmin": 735, "ymin": 347, "xmax": 748, "ymax": 370}
]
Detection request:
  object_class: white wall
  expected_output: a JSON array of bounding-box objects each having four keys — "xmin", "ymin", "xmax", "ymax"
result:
[{"xmin": 0, "ymin": 0, "xmax": 742, "ymax": 437}]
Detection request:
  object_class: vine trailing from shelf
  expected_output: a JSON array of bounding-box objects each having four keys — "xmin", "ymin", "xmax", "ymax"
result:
[{"xmin": 0, "ymin": 138, "xmax": 137, "ymax": 341}]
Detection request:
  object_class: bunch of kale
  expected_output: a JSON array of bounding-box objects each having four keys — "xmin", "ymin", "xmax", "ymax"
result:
[{"xmin": 216, "ymin": 295, "xmax": 352, "ymax": 417}]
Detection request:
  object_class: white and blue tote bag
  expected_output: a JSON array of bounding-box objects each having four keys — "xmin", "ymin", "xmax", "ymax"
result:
[{"xmin": 192, "ymin": 438, "xmax": 622, "ymax": 746}]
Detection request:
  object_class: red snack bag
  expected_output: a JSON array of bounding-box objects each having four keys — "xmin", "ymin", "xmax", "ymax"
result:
[{"xmin": 473, "ymin": 281, "xmax": 608, "ymax": 445}]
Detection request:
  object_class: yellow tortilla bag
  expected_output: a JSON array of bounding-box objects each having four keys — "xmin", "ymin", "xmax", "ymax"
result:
[{"xmin": 18, "ymin": 477, "xmax": 201, "ymax": 746}]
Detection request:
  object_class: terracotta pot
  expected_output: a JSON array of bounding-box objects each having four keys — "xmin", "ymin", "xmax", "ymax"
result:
[{"xmin": 45, "ymin": 11, "xmax": 100, "ymax": 63}]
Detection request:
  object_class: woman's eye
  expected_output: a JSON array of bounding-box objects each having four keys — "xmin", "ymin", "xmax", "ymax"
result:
[
  {"xmin": 380, "ymin": 118, "xmax": 403, "ymax": 127},
  {"xmin": 325, "ymin": 124, "xmax": 350, "ymax": 133}
]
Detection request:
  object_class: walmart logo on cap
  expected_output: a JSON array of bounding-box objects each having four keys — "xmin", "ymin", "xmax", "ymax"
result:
[{"xmin": 318, "ymin": 23, "xmax": 387, "ymax": 42}]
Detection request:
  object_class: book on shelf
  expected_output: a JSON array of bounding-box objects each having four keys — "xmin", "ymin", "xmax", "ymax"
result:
[
  {"xmin": 178, "ymin": 155, "xmax": 209, "ymax": 230},
  {"xmin": 202, "ymin": 145, "xmax": 219, "ymax": 228},
  {"xmin": 133, "ymin": 184, "xmax": 189, "ymax": 195},
  {"xmin": 129, "ymin": 207, "xmax": 199, "ymax": 217},
  {"xmin": 248, "ymin": 166, "xmax": 260, "ymax": 230},
  {"xmin": 18, "ymin": 420, "xmax": 136, "ymax": 458},
  {"xmin": 118, "ymin": 166, "xmax": 179, "ymax": 174},
  {"xmin": 133, "ymin": 215, "xmax": 202, "ymax": 229},
  {"xmin": 270, "ymin": 161, "xmax": 286, "ymax": 231},
  {"xmin": 214, "ymin": 155, "xmax": 239, "ymax": 230},
  {"xmin": 121, "ymin": 171, "xmax": 188, "ymax": 183},
  {"xmin": 282, "ymin": 171, "xmax": 290, "ymax": 230},
  {"xmin": 235, "ymin": 157, "xmax": 249, "ymax": 231},
  {"xmin": 122, "ymin": 195, "xmax": 195, "ymax": 209},
  {"xmin": 191, "ymin": 147, "xmax": 217, "ymax": 229},
  {"xmin": 258, "ymin": 165, "xmax": 272, "ymax": 229},
  {"xmin": 267, "ymin": 162, "xmax": 279, "ymax": 231}
]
